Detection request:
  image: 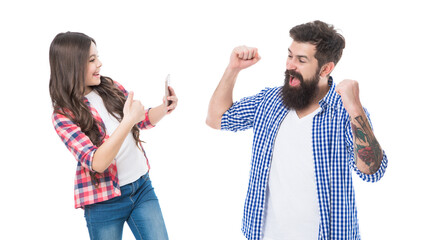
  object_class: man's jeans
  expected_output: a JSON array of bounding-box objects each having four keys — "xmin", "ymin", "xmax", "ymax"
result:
[{"xmin": 84, "ymin": 173, "xmax": 168, "ymax": 240}]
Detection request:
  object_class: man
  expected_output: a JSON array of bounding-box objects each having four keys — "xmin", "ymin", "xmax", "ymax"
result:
[{"xmin": 206, "ymin": 20, "xmax": 387, "ymax": 240}]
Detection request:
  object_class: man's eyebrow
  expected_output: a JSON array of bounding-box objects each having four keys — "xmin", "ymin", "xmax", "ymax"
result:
[{"xmin": 288, "ymin": 49, "xmax": 309, "ymax": 60}]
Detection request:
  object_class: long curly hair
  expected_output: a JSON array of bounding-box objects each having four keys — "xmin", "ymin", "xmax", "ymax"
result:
[{"xmin": 49, "ymin": 32, "xmax": 141, "ymax": 186}]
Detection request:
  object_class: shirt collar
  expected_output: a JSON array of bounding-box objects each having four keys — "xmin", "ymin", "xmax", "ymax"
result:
[{"xmin": 318, "ymin": 76, "xmax": 341, "ymax": 113}]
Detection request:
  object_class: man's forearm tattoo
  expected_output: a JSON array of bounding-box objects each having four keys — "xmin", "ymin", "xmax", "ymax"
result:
[{"xmin": 351, "ymin": 115, "xmax": 382, "ymax": 174}]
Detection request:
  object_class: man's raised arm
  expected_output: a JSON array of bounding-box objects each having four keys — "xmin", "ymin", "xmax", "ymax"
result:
[
  {"xmin": 336, "ymin": 79, "xmax": 384, "ymax": 175},
  {"xmin": 206, "ymin": 46, "xmax": 261, "ymax": 129}
]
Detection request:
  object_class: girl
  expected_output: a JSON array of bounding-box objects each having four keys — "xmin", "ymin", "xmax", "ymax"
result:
[{"xmin": 49, "ymin": 32, "xmax": 177, "ymax": 240}]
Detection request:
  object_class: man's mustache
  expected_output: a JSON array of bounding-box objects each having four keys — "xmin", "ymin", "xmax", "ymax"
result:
[{"xmin": 285, "ymin": 70, "xmax": 303, "ymax": 82}]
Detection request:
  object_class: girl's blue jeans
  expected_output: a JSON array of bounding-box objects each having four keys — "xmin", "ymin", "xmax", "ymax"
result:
[{"xmin": 84, "ymin": 173, "xmax": 168, "ymax": 240}]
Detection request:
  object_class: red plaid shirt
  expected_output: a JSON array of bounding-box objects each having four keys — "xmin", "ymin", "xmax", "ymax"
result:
[{"xmin": 52, "ymin": 81, "xmax": 154, "ymax": 208}]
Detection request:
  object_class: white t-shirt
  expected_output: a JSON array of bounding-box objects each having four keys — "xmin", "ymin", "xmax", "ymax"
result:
[
  {"xmin": 263, "ymin": 109, "xmax": 320, "ymax": 240},
  {"xmin": 86, "ymin": 90, "xmax": 148, "ymax": 186}
]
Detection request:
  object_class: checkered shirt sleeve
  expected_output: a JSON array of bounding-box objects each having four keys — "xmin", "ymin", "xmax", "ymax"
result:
[
  {"xmin": 52, "ymin": 113, "xmax": 98, "ymax": 172},
  {"xmin": 221, "ymin": 88, "xmax": 270, "ymax": 131}
]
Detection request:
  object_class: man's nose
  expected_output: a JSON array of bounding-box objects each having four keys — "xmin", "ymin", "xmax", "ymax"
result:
[{"xmin": 286, "ymin": 59, "xmax": 296, "ymax": 70}]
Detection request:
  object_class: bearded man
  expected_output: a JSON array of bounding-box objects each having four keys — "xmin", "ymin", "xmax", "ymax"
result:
[{"xmin": 206, "ymin": 20, "xmax": 388, "ymax": 240}]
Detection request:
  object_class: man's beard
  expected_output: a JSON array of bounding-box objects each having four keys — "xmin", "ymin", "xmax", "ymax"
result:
[{"xmin": 281, "ymin": 69, "xmax": 321, "ymax": 110}]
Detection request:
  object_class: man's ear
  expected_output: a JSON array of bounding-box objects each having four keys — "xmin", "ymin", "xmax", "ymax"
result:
[{"xmin": 320, "ymin": 62, "xmax": 335, "ymax": 77}]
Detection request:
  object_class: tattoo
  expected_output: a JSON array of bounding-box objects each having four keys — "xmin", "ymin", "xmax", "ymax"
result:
[{"xmin": 351, "ymin": 115, "xmax": 382, "ymax": 174}]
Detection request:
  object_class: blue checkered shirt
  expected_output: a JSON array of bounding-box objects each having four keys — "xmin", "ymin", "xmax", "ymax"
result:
[{"xmin": 221, "ymin": 81, "xmax": 388, "ymax": 240}]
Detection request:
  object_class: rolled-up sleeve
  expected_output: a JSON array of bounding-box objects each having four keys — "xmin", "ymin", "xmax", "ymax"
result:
[
  {"xmin": 137, "ymin": 109, "xmax": 154, "ymax": 130},
  {"xmin": 52, "ymin": 113, "xmax": 98, "ymax": 172},
  {"xmin": 221, "ymin": 88, "xmax": 269, "ymax": 132}
]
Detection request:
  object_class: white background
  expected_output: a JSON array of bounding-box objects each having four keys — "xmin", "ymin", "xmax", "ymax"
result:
[{"xmin": 1, "ymin": 0, "xmax": 427, "ymax": 239}]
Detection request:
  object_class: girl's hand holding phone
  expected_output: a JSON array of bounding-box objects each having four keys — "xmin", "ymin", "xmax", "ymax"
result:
[{"xmin": 165, "ymin": 86, "xmax": 178, "ymax": 114}]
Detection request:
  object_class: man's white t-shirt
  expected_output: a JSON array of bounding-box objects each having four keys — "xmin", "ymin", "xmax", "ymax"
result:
[
  {"xmin": 263, "ymin": 109, "xmax": 320, "ymax": 240},
  {"xmin": 86, "ymin": 90, "xmax": 148, "ymax": 186}
]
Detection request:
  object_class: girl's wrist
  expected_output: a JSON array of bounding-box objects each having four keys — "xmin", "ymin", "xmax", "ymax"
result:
[{"xmin": 121, "ymin": 116, "xmax": 136, "ymax": 128}]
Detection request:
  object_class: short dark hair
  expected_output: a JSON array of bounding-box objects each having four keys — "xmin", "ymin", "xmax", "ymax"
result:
[{"xmin": 289, "ymin": 20, "xmax": 345, "ymax": 68}]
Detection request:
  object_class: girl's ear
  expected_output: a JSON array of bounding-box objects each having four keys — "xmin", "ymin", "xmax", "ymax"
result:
[{"xmin": 320, "ymin": 62, "xmax": 335, "ymax": 77}]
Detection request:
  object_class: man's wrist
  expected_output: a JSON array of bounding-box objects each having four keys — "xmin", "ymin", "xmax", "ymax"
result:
[
  {"xmin": 225, "ymin": 65, "xmax": 241, "ymax": 75},
  {"xmin": 348, "ymin": 105, "xmax": 365, "ymax": 120}
]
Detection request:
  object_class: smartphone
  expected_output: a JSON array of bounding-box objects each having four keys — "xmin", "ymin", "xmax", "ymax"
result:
[{"xmin": 165, "ymin": 74, "xmax": 172, "ymax": 107}]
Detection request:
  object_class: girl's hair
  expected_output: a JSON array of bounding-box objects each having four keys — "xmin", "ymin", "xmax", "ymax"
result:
[{"xmin": 49, "ymin": 32, "xmax": 141, "ymax": 183}]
